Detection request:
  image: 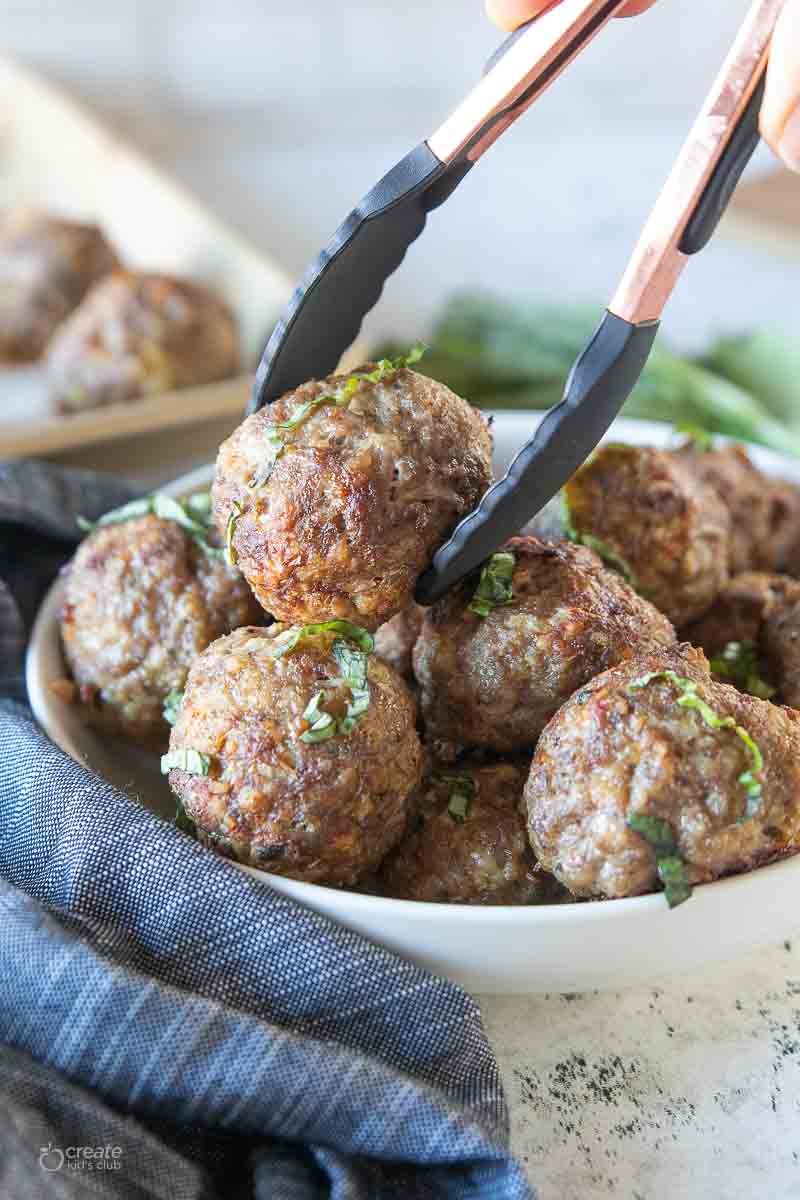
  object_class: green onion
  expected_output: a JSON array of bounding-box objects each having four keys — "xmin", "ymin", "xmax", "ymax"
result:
[
  {"xmin": 626, "ymin": 813, "xmax": 692, "ymax": 909},
  {"xmin": 299, "ymin": 692, "xmax": 339, "ymax": 744},
  {"xmin": 160, "ymin": 748, "xmax": 211, "ymax": 776},
  {"xmin": 710, "ymin": 640, "xmax": 776, "ymax": 701},
  {"xmin": 251, "ymin": 345, "xmax": 426, "ymax": 487},
  {"xmin": 629, "ymin": 670, "xmax": 764, "ymax": 811},
  {"xmin": 77, "ymin": 491, "xmax": 224, "ymax": 560},
  {"xmin": 162, "ymin": 689, "xmax": 184, "ymax": 726},
  {"xmin": 468, "ymin": 552, "xmax": 516, "ymax": 617},
  {"xmin": 676, "ymin": 424, "xmax": 714, "ymax": 453}
]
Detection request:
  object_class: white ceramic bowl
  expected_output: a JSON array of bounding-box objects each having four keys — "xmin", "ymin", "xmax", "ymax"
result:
[{"xmin": 27, "ymin": 416, "xmax": 800, "ymax": 994}]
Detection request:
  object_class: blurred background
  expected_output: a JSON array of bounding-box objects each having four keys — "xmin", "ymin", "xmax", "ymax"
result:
[
  {"xmin": 5, "ymin": 0, "xmax": 798, "ymax": 346},
  {"xmin": 2, "ymin": 0, "xmax": 799, "ymax": 477}
]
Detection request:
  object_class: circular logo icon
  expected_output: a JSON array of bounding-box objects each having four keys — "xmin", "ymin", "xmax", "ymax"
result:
[{"xmin": 39, "ymin": 1144, "xmax": 64, "ymax": 1172}]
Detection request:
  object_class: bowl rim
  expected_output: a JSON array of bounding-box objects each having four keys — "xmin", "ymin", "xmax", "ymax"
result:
[{"xmin": 26, "ymin": 415, "xmax": 800, "ymax": 925}]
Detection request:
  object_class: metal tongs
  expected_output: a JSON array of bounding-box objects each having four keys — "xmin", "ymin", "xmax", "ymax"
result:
[{"xmin": 251, "ymin": 0, "xmax": 783, "ymax": 606}]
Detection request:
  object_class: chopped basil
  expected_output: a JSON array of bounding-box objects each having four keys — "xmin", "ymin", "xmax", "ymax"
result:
[
  {"xmin": 710, "ymin": 640, "xmax": 776, "ymax": 701},
  {"xmin": 250, "ymin": 344, "xmax": 426, "ymax": 488},
  {"xmin": 77, "ymin": 491, "xmax": 224, "ymax": 560},
  {"xmin": 225, "ymin": 501, "xmax": 243, "ymax": 567},
  {"xmin": 299, "ymin": 692, "xmax": 339, "ymax": 744},
  {"xmin": 626, "ymin": 813, "xmax": 692, "ymax": 909},
  {"xmin": 628, "ymin": 669, "xmax": 764, "ymax": 811},
  {"xmin": 163, "ymin": 689, "xmax": 184, "ymax": 726},
  {"xmin": 160, "ymin": 748, "xmax": 211, "ymax": 776},
  {"xmin": 468, "ymin": 552, "xmax": 515, "ymax": 617},
  {"xmin": 269, "ymin": 619, "xmax": 374, "ymax": 659},
  {"xmin": 434, "ymin": 771, "xmax": 478, "ymax": 825},
  {"xmin": 272, "ymin": 621, "xmax": 375, "ymax": 744},
  {"xmin": 175, "ymin": 797, "xmax": 197, "ymax": 838}
]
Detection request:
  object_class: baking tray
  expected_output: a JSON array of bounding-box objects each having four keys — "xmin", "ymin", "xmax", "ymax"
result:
[{"xmin": 0, "ymin": 59, "xmax": 361, "ymax": 460}]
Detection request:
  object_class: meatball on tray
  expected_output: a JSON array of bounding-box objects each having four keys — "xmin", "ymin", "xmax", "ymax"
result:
[{"xmin": 27, "ymin": 418, "xmax": 800, "ymax": 994}]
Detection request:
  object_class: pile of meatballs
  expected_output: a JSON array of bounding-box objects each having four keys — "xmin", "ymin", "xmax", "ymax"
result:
[
  {"xmin": 0, "ymin": 210, "xmax": 240, "ymax": 410},
  {"xmin": 57, "ymin": 354, "xmax": 800, "ymax": 909}
]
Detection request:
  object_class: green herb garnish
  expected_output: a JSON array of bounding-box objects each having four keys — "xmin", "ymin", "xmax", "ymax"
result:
[
  {"xmin": 175, "ymin": 796, "xmax": 197, "ymax": 838},
  {"xmin": 710, "ymin": 640, "xmax": 776, "ymax": 701},
  {"xmin": 269, "ymin": 619, "xmax": 374, "ymax": 658},
  {"xmin": 628, "ymin": 670, "xmax": 764, "ymax": 811},
  {"xmin": 163, "ymin": 689, "xmax": 184, "ymax": 726},
  {"xmin": 252, "ymin": 344, "xmax": 426, "ymax": 486},
  {"xmin": 468, "ymin": 552, "xmax": 516, "ymax": 617},
  {"xmin": 77, "ymin": 491, "xmax": 223, "ymax": 559},
  {"xmin": 225, "ymin": 501, "xmax": 243, "ymax": 567},
  {"xmin": 434, "ymin": 771, "xmax": 478, "ymax": 824},
  {"xmin": 270, "ymin": 621, "xmax": 375, "ymax": 744},
  {"xmin": 627, "ymin": 813, "xmax": 692, "ymax": 909},
  {"xmin": 160, "ymin": 748, "xmax": 211, "ymax": 776}
]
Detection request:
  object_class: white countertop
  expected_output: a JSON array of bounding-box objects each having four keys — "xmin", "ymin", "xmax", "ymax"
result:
[{"xmin": 482, "ymin": 939, "xmax": 800, "ymax": 1198}]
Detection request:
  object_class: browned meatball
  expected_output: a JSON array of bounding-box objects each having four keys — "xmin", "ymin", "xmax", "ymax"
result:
[
  {"xmin": 379, "ymin": 761, "xmax": 563, "ymax": 905},
  {"xmin": 683, "ymin": 572, "xmax": 800, "ymax": 707},
  {"xmin": 48, "ymin": 272, "xmax": 240, "ymax": 412},
  {"xmin": 60, "ymin": 507, "xmax": 260, "ymax": 747},
  {"xmin": 677, "ymin": 443, "xmax": 800, "ymax": 576},
  {"xmin": 212, "ymin": 362, "xmax": 493, "ymax": 632},
  {"xmin": 374, "ymin": 603, "xmax": 425, "ymax": 681},
  {"xmin": 563, "ymin": 443, "xmax": 730, "ymax": 625},
  {"xmin": 413, "ymin": 537, "xmax": 676, "ymax": 759},
  {"xmin": 526, "ymin": 644, "xmax": 800, "ymax": 902},
  {"xmin": 164, "ymin": 623, "xmax": 423, "ymax": 885},
  {"xmin": 0, "ymin": 211, "xmax": 120, "ymax": 362}
]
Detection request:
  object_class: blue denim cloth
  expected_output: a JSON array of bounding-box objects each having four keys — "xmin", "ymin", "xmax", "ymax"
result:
[{"xmin": 0, "ymin": 461, "xmax": 531, "ymax": 1200}]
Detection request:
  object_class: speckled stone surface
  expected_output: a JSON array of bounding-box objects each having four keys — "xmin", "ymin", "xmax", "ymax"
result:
[{"xmin": 480, "ymin": 940, "xmax": 800, "ymax": 1198}]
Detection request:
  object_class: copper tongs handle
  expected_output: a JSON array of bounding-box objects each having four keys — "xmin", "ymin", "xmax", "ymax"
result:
[
  {"xmin": 610, "ymin": 0, "xmax": 783, "ymax": 326},
  {"xmin": 428, "ymin": 0, "xmax": 631, "ymax": 167}
]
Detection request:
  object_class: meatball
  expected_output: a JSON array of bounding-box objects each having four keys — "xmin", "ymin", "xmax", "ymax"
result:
[
  {"xmin": 413, "ymin": 536, "xmax": 676, "ymax": 759},
  {"xmin": 212, "ymin": 360, "xmax": 492, "ymax": 631},
  {"xmin": 379, "ymin": 761, "xmax": 563, "ymax": 905},
  {"xmin": 374, "ymin": 603, "xmax": 425, "ymax": 681},
  {"xmin": 683, "ymin": 572, "xmax": 800, "ymax": 707},
  {"xmin": 164, "ymin": 623, "xmax": 423, "ymax": 885},
  {"xmin": 60, "ymin": 508, "xmax": 260, "ymax": 747},
  {"xmin": 526, "ymin": 644, "xmax": 800, "ymax": 902},
  {"xmin": 677, "ymin": 442, "xmax": 800, "ymax": 576},
  {"xmin": 48, "ymin": 271, "xmax": 240, "ymax": 412},
  {"xmin": 563, "ymin": 443, "xmax": 730, "ymax": 625},
  {"xmin": 0, "ymin": 210, "xmax": 120, "ymax": 362}
]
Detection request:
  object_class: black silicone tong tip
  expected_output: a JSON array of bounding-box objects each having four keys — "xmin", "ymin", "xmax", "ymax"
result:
[
  {"xmin": 250, "ymin": 144, "xmax": 470, "ymax": 415},
  {"xmin": 414, "ymin": 311, "xmax": 659, "ymax": 606}
]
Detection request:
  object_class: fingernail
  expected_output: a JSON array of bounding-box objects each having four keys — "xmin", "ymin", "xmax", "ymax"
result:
[{"xmin": 778, "ymin": 105, "xmax": 800, "ymax": 173}]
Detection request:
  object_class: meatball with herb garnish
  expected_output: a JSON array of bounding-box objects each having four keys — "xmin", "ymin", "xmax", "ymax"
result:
[
  {"xmin": 49, "ymin": 272, "xmax": 240, "ymax": 413},
  {"xmin": 682, "ymin": 572, "xmax": 800, "ymax": 707},
  {"xmin": 58, "ymin": 491, "xmax": 261, "ymax": 748},
  {"xmin": 526, "ymin": 644, "xmax": 800, "ymax": 907},
  {"xmin": 163, "ymin": 621, "xmax": 423, "ymax": 885},
  {"xmin": 212, "ymin": 348, "xmax": 493, "ymax": 632},
  {"xmin": 379, "ymin": 761, "xmax": 564, "ymax": 905},
  {"xmin": 0, "ymin": 210, "xmax": 120, "ymax": 362},
  {"xmin": 563, "ymin": 443, "xmax": 730, "ymax": 626},
  {"xmin": 413, "ymin": 536, "xmax": 676, "ymax": 760}
]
